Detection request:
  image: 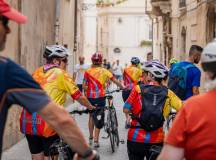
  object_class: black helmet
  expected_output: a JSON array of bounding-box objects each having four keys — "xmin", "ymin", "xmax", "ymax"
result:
[
  {"xmin": 43, "ymin": 45, "xmax": 69, "ymax": 59},
  {"xmin": 131, "ymin": 57, "xmax": 140, "ymax": 65}
]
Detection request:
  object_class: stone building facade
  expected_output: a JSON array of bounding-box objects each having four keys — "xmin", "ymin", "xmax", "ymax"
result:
[
  {"xmin": 3, "ymin": 0, "xmax": 80, "ymax": 150},
  {"xmin": 97, "ymin": 0, "xmax": 152, "ymax": 64},
  {"xmin": 149, "ymin": 0, "xmax": 216, "ymax": 65}
]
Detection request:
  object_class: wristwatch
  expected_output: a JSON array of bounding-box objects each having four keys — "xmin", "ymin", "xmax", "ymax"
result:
[{"xmin": 80, "ymin": 148, "xmax": 100, "ymax": 160}]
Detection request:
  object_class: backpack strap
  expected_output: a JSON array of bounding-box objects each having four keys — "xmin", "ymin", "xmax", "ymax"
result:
[{"xmin": 183, "ymin": 63, "xmax": 195, "ymax": 70}]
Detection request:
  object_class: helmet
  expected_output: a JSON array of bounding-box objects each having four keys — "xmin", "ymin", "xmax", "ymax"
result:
[
  {"xmin": 201, "ymin": 39, "xmax": 216, "ymax": 73},
  {"xmin": 43, "ymin": 45, "xmax": 69, "ymax": 59},
  {"xmin": 169, "ymin": 58, "xmax": 178, "ymax": 65},
  {"xmin": 91, "ymin": 52, "xmax": 103, "ymax": 65},
  {"xmin": 131, "ymin": 57, "xmax": 140, "ymax": 65},
  {"xmin": 145, "ymin": 60, "xmax": 169, "ymax": 79}
]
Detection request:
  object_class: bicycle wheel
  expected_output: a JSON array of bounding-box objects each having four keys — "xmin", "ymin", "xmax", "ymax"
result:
[
  {"xmin": 113, "ymin": 109, "xmax": 120, "ymax": 147},
  {"xmin": 108, "ymin": 111, "xmax": 115, "ymax": 152}
]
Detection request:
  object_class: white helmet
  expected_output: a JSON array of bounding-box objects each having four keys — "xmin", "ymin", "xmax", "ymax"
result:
[
  {"xmin": 145, "ymin": 60, "xmax": 169, "ymax": 79},
  {"xmin": 43, "ymin": 45, "xmax": 69, "ymax": 59},
  {"xmin": 201, "ymin": 39, "xmax": 216, "ymax": 73}
]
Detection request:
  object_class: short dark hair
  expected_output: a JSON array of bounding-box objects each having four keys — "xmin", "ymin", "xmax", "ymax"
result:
[{"xmin": 189, "ymin": 45, "xmax": 203, "ymax": 56}]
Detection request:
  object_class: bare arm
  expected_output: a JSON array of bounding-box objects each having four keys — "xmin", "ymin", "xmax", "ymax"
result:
[
  {"xmin": 192, "ymin": 86, "xmax": 199, "ymax": 96},
  {"xmin": 38, "ymin": 101, "xmax": 92, "ymax": 157},
  {"xmin": 76, "ymin": 95, "xmax": 93, "ymax": 109},
  {"xmin": 112, "ymin": 77, "xmax": 125, "ymax": 89},
  {"xmin": 157, "ymin": 144, "xmax": 184, "ymax": 160}
]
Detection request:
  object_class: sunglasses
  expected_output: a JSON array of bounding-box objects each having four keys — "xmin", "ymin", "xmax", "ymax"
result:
[{"xmin": 0, "ymin": 16, "xmax": 9, "ymax": 27}]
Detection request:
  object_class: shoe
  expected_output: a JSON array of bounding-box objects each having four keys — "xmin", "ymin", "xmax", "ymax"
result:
[
  {"xmin": 89, "ymin": 137, "xmax": 93, "ymax": 145},
  {"xmin": 94, "ymin": 141, "xmax": 100, "ymax": 148}
]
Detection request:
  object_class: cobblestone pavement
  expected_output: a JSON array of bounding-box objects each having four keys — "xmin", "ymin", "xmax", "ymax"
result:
[{"xmin": 2, "ymin": 92, "xmax": 129, "ymax": 160}]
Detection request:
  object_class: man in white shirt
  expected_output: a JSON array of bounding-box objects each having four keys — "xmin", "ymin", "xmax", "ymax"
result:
[
  {"xmin": 73, "ymin": 56, "xmax": 89, "ymax": 92},
  {"xmin": 112, "ymin": 59, "xmax": 123, "ymax": 82}
]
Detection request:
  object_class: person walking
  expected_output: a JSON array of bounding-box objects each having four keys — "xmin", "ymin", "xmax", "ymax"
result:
[
  {"xmin": 123, "ymin": 61, "xmax": 182, "ymax": 160},
  {"xmin": 0, "ymin": 0, "xmax": 99, "ymax": 159},
  {"xmin": 112, "ymin": 59, "xmax": 123, "ymax": 83},
  {"xmin": 168, "ymin": 45, "xmax": 203, "ymax": 100},
  {"xmin": 73, "ymin": 56, "xmax": 90, "ymax": 92},
  {"xmin": 83, "ymin": 53, "xmax": 125, "ymax": 148},
  {"xmin": 20, "ymin": 45, "xmax": 94, "ymax": 160},
  {"xmin": 158, "ymin": 39, "xmax": 216, "ymax": 160}
]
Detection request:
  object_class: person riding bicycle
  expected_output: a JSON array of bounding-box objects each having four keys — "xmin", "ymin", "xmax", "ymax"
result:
[
  {"xmin": 0, "ymin": 1, "xmax": 98, "ymax": 160},
  {"xmin": 83, "ymin": 52, "xmax": 125, "ymax": 148},
  {"xmin": 19, "ymin": 45, "xmax": 94, "ymax": 160},
  {"xmin": 158, "ymin": 40, "xmax": 216, "ymax": 160},
  {"xmin": 123, "ymin": 60, "xmax": 182, "ymax": 160},
  {"xmin": 123, "ymin": 57, "xmax": 142, "ymax": 128}
]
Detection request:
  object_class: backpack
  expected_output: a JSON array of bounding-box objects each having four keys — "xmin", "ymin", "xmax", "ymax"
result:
[
  {"xmin": 168, "ymin": 62, "xmax": 195, "ymax": 100},
  {"xmin": 131, "ymin": 84, "xmax": 168, "ymax": 132}
]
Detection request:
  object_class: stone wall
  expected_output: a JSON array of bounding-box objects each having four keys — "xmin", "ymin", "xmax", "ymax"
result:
[{"xmin": 3, "ymin": 0, "xmax": 56, "ymax": 150}]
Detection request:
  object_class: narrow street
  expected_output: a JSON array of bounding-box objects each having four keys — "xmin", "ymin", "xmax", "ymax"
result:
[{"xmin": 2, "ymin": 92, "xmax": 129, "ymax": 160}]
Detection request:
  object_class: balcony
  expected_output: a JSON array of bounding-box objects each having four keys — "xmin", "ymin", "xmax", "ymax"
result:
[
  {"xmin": 96, "ymin": 0, "xmax": 127, "ymax": 8},
  {"xmin": 150, "ymin": 0, "xmax": 171, "ymax": 15}
]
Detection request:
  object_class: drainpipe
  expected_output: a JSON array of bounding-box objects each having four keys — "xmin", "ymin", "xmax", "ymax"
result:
[
  {"xmin": 18, "ymin": 0, "xmax": 22, "ymax": 64},
  {"xmin": 73, "ymin": 0, "xmax": 78, "ymax": 67},
  {"xmin": 145, "ymin": 0, "xmax": 154, "ymax": 56},
  {"xmin": 55, "ymin": 0, "xmax": 60, "ymax": 43}
]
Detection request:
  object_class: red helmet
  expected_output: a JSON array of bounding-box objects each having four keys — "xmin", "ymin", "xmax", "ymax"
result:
[{"xmin": 91, "ymin": 52, "xmax": 103, "ymax": 64}]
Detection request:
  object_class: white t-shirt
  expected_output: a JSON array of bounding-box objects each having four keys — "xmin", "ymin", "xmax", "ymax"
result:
[
  {"xmin": 74, "ymin": 63, "xmax": 90, "ymax": 84},
  {"xmin": 113, "ymin": 64, "xmax": 123, "ymax": 76}
]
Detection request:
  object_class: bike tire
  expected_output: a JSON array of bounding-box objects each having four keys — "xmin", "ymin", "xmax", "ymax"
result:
[
  {"xmin": 113, "ymin": 109, "xmax": 120, "ymax": 147},
  {"xmin": 109, "ymin": 112, "xmax": 115, "ymax": 152}
]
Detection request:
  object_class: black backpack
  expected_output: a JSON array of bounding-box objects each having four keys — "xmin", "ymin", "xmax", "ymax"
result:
[{"xmin": 131, "ymin": 84, "xmax": 168, "ymax": 132}]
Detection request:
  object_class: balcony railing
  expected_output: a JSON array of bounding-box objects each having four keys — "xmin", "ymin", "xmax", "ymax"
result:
[
  {"xmin": 179, "ymin": 0, "xmax": 186, "ymax": 8},
  {"xmin": 96, "ymin": 0, "xmax": 127, "ymax": 8}
]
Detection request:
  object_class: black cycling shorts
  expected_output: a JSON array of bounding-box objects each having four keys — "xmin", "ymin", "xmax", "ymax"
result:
[
  {"xmin": 88, "ymin": 97, "xmax": 106, "ymax": 129},
  {"xmin": 26, "ymin": 134, "xmax": 59, "ymax": 156},
  {"xmin": 127, "ymin": 141, "xmax": 163, "ymax": 160},
  {"xmin": 122, "ymin": 90, "xmax": 132, "ymax": 102}
]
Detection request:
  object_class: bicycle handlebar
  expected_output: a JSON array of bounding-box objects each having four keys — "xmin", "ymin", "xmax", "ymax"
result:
[
  {"xmin": 105, "ymin": 89, "xmax": 122, "ymax": 95},
  {"xmin": 69, "ymin": 109, "xmax": 93, "ymax": 115}
]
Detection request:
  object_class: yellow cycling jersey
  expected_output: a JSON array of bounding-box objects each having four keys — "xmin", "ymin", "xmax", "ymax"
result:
[
  {"xmin": 123, "ymin": 65, "xmax": 142, "ymax": 90},
  {"xmin": 33, "ymin": 65, "xmax": 81, "ymax": 105}
]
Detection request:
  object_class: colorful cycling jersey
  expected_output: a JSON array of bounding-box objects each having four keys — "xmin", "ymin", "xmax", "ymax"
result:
[
  {"xmin": 123, "ymin": 65, "xmax": 142, "ymax": 90},
  {"xmin": 20, "ymin": 64, "xmax": 82, "ymax": 137},
  {"xmin": 84, "ymin": 67, "xmax": 114, "ymax": 98},
  {"xmin": 124, "ymin": 84, "xmax": 182, "ymax": 143}
]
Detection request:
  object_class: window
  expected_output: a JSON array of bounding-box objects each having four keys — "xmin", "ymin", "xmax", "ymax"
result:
[{"xmin": 179, "ymin": 0, "xmax": 186, "ymax": 8}]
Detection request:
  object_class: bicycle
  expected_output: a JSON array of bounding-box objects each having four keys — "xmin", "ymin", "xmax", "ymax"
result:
[
  {"xmin": 165, "ymin": 110, "xmax": 176, "ymax": 131},
  {"xmin": 48, "ymin": 109, "xmax": 99, "ymax": 160},
  {"xmin": 103, "ymin": 89, "xmax": 121, "ymax": 153},
  {"xmin": 149, "ymin": 145, "xmax": 162, "ymax": 160}
]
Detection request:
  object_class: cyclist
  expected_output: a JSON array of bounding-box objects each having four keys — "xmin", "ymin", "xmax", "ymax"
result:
[
  {"xmin": 139, "ymin": 61, "xmax": 152, "ymax": 85},
  {"xmin": 168, "ymin": 45, "xmax": 203, "ymax": 100},
  {"xmin": 83, "ymin": 53, "xmax": 125, "ymax": 148},
  {"xmin": 122, "ymin": 57, "xmax": 142, "ymax": 128},
  {"xmin": 19, "ymin": 45, "xmax": 94, "ymax": 160},
  {"xmin": 123, "ymin": 61, "xmax": 182, "ymax": 160},
  {"xmin": 158, "ymin": 39, "xmax": 216, "ymax": 160},
  {"xmin": 0, "ymin": 1, "xmax": 98, "ymax": 159}
]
